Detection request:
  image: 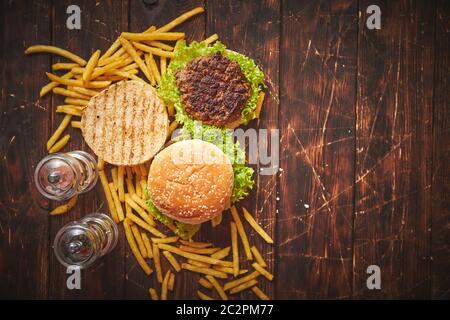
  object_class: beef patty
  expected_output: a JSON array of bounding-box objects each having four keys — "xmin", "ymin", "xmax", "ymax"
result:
[{"xmin": 175, "ymin": 53, "xmax": 251, "ymax": 126}]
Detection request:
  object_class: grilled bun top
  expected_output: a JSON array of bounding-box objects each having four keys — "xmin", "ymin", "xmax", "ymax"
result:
[
  {"xmin": 148, "ymin": 139, "xmax": 234, "ymax": 224},
  {"xmin": 81, "ymin": 80, "xmax": 168, "ymax": 166}
]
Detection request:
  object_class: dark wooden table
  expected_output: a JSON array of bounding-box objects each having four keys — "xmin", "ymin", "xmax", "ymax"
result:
[{"xmin": 1, "ymin": 0, "xmax": 449, "ymax": 300}]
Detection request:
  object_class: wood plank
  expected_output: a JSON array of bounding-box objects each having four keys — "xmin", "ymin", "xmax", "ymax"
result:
[
  {"xmin": 206, "ymin": 0, "xmax": 280, "ymax": 300},
  {"xmin": 278, "ymin": 0, "xmax": 357, "ymax": 299},
  {"xmin": 127, "ymin": 0, "xmax": 205, "ymax": 300},
  {"xmin": 354, "ymin": 0, "xmax": 434, "ymax": 298},
  {"xmin": 431, "ymin": 0, "xmax": 450, "ymax": 299},
  {"xmin": 48, "ymin": 0, "xmax": 128, "ymax": 299},
  {"xmin": 0, "ymin": 0, "xmax": 52, "ymax": 299}
]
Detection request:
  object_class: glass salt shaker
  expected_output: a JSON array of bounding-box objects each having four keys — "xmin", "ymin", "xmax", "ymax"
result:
[
  {"xmin": 53, "ymin": 213, "xmax": 119, "ymax": 269},
  {"xmin": 34, "ymin": 150, "xmax": 98, "ymax": 201}
]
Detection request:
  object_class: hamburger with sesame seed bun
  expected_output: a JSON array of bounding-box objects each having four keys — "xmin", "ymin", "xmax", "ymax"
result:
[{"xmin": 147, "ymin": 139, "xmax": 234, "ymax": 225}]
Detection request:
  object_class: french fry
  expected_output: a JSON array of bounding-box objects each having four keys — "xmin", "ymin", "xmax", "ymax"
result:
[
  {"xmin": 255, "ymin": 91, "xmax": 265, "ymax": 119},
  {"xmin": 230, "ymin": 206, "xmax": 252, "ymax": 260},
  {"xmin": 40, "ymin": 71, "xmax": 73, "ymax": 97},
  {"xmin": 71, "ymin": 121, "xmax": 81, "ymax": 128},
  {"xmin": 130, "ymin": 194, "xmax": 151, "ymax": 216},
  {"xmin": 187, "ymin": 259, "xmax": 210, "ymax": 268},
  {"xmin": 203, "ymin": 34, "xmax": 219, "ymax": 45},
  {"xmin": 168, "ymin": 273, "xmax": 175, "ymax": 291},
  {"xmin": 46, "ymin": 72, "xmax": 111, "ymax": 88},
  {"xmin": 145, "ymin": 40, "xmax": 174, "ymax": 51},
  {"xmin": 197, "ymin": 290, "xmax": 214, "ymax": 300},
  {"xmin": 47, "ymin": 114, "xmax": 72, "ymax": 150},
  {"xmin": 48, "ymin": 134, "xmax": 70, "ymax": 153},
  {"xmin": 152, "ymin": 236, "xmax": 179, "ymax": 244},
  {"xmin": 64, "ymin": 97, "xmax": 90, "ymax": 106},
  {"xmin": 153, "ymin": 243, "xmax": 163, "ymax": 283},
  {"xmin": 158, "ymin": 243, "xmax": 231, "ymax": 266},
  {"xmin": 163, "ymin": 251, "xmax": 181, "ymax": 272},
  {"xmin": 223, "ymin": 271, "xmax": 259, "ymax": 291},
  {"xmin": 148, "ymin": 288, "xmax": 158, "ymax": 300},
  {"xmin": 56, "ymin": 105, "xmax": 83, "ymax": 117},
  {"xmin": 242, "ymin": 207, "xmax": 274, "ymax": 244},
  {"xmin": 252, "ymin": 262, "xmax": 273, "ymax": 281},
  {"xmin": 49, "ymin": 195, "xmax": 78, "ymax": 215},
  {"xmin": 167, "ymin": 121, "xmax": 178, "ymax": 138},
  {"xmin": 119, "ymin": 37, "xmax": 151, "ymax": 82},
  {"xmin": 211, "ymin": 247, "xmax": 231, "ymax": 260},
  {"xmin": 125, "ymin": 199, "xmax": 132, "ymax": 216},
  {"xmin": 52, "ymin": 62, "xmax": 79, "ymax": 70},
  {"xmin": 251, "ymin": 246, "xmax": 267, "ymax": 268},
  {"xmin": 122, "ymin": 62, "xmax": 138, "ymax": 71},
  {"xmin": 131, "ymin": 225, "xmax": 147, "ymax": 258},
  {"xmin": 132, "ymin": 42, "xmax": 175, "ymax": 58},
  {"xmin": 231, "ymin": 222, "xmax": 239, "ymax": 276},
  {"xmin": 145, "ymin": 52, "xmax": 161, "ymax": 84},
  {"xmin": 98, "ymin": 38, "xmax": 120, "ymax": 64},
  {"xmin": 211, "ymin": 213, "xmax": 222, "ymax": 227},
  {"xmin": 127, "ymin": 212, "xmax": 165, "ymax": 237},
  {"xmin": 53, "ymin": 87, "xmax": 90, "ymax": 100},
  {"xmin": 71, "ymin": 86, "xmax": 100, "ymax": 97},
  {"xmin": 160, "ymin": 56, "xmax": 167, "ymax": 76},
  {"xmin": 25, "ymin": 45, "xmax": 87, "ymax": 65},
  {"xmin": 156, "ymin": 7, "xmax": 205, "ymax": 32},
  {"xmin": 99, "ymin": 170, "xmax": 119, "ymax": 223},
  {"xmin": 97, "ymin": 158, "xmax": 105, "ymax": 171},
  {"xmin": 108, "ymin": 182, "xmax": 124, "ymax": 222},
  {"xmin": 110, "ymin": 167, "xmax": 118, "ymax": 190},
  {"xmin": 206, "ymin": 275, "xmax": 228, "ymax": 300},
  {"xmin": 121, "ymin": 32, "xmax": 185, "ymax": 41},
  {"xmin": 83, "ymin": 49, "xmax": 101, "ymax": 83},
  {"xmin": 118, "ymin": 166, "xmax": 125, "ymax": 202},
  {"xmin": 229, "ymin": 279, "xmax": 258, "ymax": 294},
  {"xmin": 251, "ymin": 286, "xmax": 270, "ymax": 300},
  {"xmin": 125, "ymin": 195, "xmax": 155, "ymax": 226},
  {"xmin": 198, "ymin": 277, "xmax": 213, "ymax": 289},
  {"xmin": 181, "ymin": 263, "xmax": 228, "ymax": 279},
  {"xmin": 213, "ymin": 265, "xmax": 247, "ymax": 275},
  {"xmin": 135, "ymin": 177, "xmax": 142, "ymax": 197},
  {"xmin": 141, "ymin": 233, "xmax": 153, "ymax": 259},
  {"xmin": 110, "ymin": 70, "xmax": 145, "ymax": 83},
  {"xmin": 179, "ymin": 239, "xmax": 212, "ymax": 248},
  {"xmin": 140, "ymin": 180, "xmax": 147, "ymax": 198},
  {"xmin": 167, "ymin": 103, "xmax": 175, "ymax": 117},
  {"xmin": 124, "ymin": 219, "xmax": 153, "ymax": 275},
  {"xmin": 179, "ymin": 245, "xmax": 220, "ymax": 255}
]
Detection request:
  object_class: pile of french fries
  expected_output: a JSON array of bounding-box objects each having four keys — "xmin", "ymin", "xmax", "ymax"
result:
[{"xmin": 26, "ymin": 6, "xmax": 272, "ymax": 300}]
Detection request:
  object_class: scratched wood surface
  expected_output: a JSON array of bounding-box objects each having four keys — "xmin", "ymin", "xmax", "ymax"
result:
[{"xmin": 0, "ymin": 0, "xmax": 449, "ymax": 300}]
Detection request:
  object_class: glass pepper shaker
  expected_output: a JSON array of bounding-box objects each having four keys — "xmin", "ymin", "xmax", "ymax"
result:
[
  {"xmin": 34, "ymin": 150, "xmax": 98, "ymax": 201},
  {"xmin": 53, "ymin": 213, "xmax": 119, "ymax": 269}
]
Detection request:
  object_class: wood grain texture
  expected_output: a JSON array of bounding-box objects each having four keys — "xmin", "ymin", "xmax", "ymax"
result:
[
  {"xmin": 431, "ymin": 0, "xmax": 450, "ymax": 299},
  {"xmin": 0, "ymin": 0, "xmax": 52, "ymax": 299},
  {"xmin": 1, "ymin": 0, "xmax": 449, "ymax": 300},
  {"xmin": 128, "ymin": 0, "xmax": 205, "ymax": 300},
  {"xmin": 206, "ymin": 0, "xmax": 280, "ymax": 300},
  {"xmin": 48, "ymin": 0, "xmax": 128, "ymax": 299},
  {"xmin": 354, "ymin": 0, "xmax": 434, "ymax": 298},
  {"xmin": 278, "ymin": 0, "xmax": 357, "ymax": 299}
]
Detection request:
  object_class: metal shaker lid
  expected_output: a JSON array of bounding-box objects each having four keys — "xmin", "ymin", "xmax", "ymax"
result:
[{"xmin": 34, "ymin": 153, "xmax": 80, "ymax": 201}]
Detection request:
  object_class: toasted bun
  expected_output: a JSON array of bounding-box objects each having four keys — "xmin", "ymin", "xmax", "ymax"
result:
[
  {"xmin": 148, "ymin": 139, "xmax": 234, "ymax": 224},
  {"xmin": 81, "ymin": 80, "xmax": 168, "ymax": 166}
]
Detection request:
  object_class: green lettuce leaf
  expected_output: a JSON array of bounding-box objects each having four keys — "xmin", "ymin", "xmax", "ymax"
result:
[{"xmin": 144, "ymin": 187, "xmax": 200, "ymax": 240}]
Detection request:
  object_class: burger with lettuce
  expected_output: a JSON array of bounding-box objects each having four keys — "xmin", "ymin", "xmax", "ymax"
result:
[{"xmin": 145, "ymin": 40, "xmax": 265, "ymax": 239}]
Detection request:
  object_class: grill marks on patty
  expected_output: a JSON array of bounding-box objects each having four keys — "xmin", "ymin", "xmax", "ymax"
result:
[{"xmin": 175, "ymin": 53, "xmax": 251, "ymax": 126}]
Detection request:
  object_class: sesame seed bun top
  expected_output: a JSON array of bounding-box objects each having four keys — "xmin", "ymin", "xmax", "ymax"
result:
[{"xmin": 148, "ymin": 139, "xmax": 234, "ymax": 224}]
